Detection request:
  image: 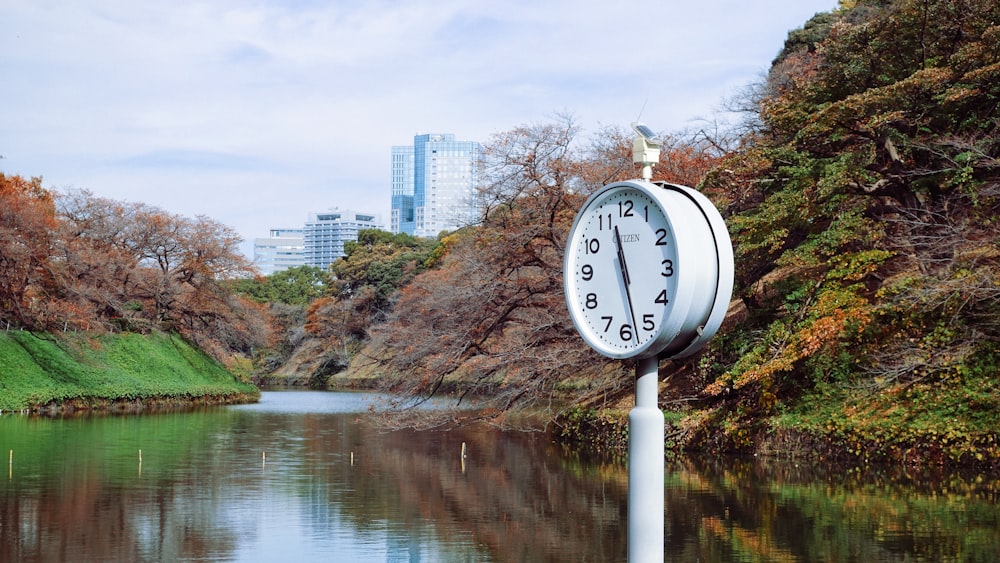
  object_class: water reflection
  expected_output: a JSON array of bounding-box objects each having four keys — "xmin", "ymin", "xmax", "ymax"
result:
[
  {"xmin": 0, "ymin": 391, "xmax": 628, "ymax": 562},
  {"xmin": 672, "ymin": 456, "xmax": 1000, "ymax": 562},
  {"xmin": 1, "ymin": 391, "xmax": 998, "ymax": 562}
]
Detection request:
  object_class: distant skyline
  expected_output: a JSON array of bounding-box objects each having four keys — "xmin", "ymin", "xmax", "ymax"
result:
[{"xmin": 0, "ymin": 1, "xmax": 839, "ymax": 257}]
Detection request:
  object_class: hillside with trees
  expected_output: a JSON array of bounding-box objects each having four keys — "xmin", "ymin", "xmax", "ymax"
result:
[
  {"xmin": 0, "ymin": 175, "xmax": 270, "ymax": 370},
  {"xmin": 298, "ymin": 0, "xmax": 1000, "ymax": 465},
  {"xmin": 691, "ymin": 0, "xmax": 1000, "ymax": 464}
]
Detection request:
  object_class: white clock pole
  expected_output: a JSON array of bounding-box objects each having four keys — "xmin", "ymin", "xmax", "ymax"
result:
[
  {"xmin": 629, "ymin": 355, "xmax": 664, "ymax": 563},
  {"xmin": 628, "ymin": 122, "xmax": 665, "ymax": 562},
  {"xmin": 565, "ymin": 123, "xmax": 733, "ymax": 562}
]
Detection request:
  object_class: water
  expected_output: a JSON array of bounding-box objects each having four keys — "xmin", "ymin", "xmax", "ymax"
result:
[{"xmin": 1, "ymin": 390, "xmax": 998, "ymax": 562}]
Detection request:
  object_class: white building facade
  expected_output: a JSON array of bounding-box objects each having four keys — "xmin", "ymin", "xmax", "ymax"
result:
[
  {"xmin": 303, "ymin": 209, "xmax": 382, "ymax": 270},
  {"xmin": 253, "ymin": 228, "xmax": 305, "ymax": 275}
]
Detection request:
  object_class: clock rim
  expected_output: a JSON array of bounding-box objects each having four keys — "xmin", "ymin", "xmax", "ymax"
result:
[{"xmin": 563, "ymin": 180, "xmax": 700, "ymax": 360}]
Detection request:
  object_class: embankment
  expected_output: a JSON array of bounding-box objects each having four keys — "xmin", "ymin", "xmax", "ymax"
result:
[{"xmin": 0, "ymin": 330, "xmax": 258, "ymax": 413}]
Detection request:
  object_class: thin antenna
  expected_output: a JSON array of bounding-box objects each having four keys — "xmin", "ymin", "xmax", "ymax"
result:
[{"xmin": 635, "ymin": 99, "xmax": 648, "ymax": 123}]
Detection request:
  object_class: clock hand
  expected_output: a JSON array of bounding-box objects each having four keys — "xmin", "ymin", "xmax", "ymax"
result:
[
  {"xmin": 614, "ymin": 225, "xmax": 639, "ymax": 346},
  {"xmin": 615, "ymin": 225, "xmax": 631, "ymax": 286}
]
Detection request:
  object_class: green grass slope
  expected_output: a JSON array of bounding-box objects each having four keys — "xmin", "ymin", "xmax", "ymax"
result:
[{"xmin": 0, "ymin": 331, "xmax": 258, "ymax": 411}]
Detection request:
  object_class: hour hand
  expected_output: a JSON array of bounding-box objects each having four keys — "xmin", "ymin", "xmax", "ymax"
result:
[{"xmin": 614, "ymin": 226, "xmax": 631, "ymax": 286}]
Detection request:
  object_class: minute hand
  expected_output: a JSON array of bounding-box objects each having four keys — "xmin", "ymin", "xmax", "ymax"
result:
[{"xmin": 614, "ymin": 225, "xmax": 639, "ymax": 346}]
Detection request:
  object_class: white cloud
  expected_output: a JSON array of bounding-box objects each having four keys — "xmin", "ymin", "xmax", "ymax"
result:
[{"xmin": 1, "ymin": 0, "xmax": 839, "ymax": 257}]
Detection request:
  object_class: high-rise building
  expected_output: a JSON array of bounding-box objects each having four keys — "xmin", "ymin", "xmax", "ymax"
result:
[
  {"xmin": 303, "ymin": 209, "xmax": 382, "ymax": 270},
  {"xmin": 390, "ymin": 145, "xmax": 415, "ymax": 235},
  {"xmin": 390, "ymin": 133, "xmax": 481, "ymax": 238},
  {"xmin": 253, "ymin": 228, "xmax": 305, "ymax": 275}
]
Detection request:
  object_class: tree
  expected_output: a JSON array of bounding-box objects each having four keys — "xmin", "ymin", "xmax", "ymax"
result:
[
  {"xmin": 231, "ymin": 265, "xmax": 329, "ymax": 306},
  {"xmin": 331, "ymin": 229, "xmax": 438, "ymax": 310},
  {"xmin": 0, "ymin": 174, "xmax": 60, "ymax": 330},
  {"xmin": 299, "ymin": 229, "xmax": 439, "ymax": 376},
  {"xmin": 0, "ymin": 177, "xmax": 269, "ymax": 365},
  {"xmin": 56, "ymin": 190, "xmax": 156, "ymax": 328},
  {"xmin": 308, "ymin": 229, "xmax": 438, "ymax": 339},
  {"xmin": 56, "ymin": 189, "xmax": 271, "ymax": 359},
  {"xmin": 165, "ymin": 215, "xmax": 268, "ymax": 357}
]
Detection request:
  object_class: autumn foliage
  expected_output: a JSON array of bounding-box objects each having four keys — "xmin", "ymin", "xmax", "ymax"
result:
[
  {"xmin": 0, "ymin": 175, "xmax": 60, "ymax": 330},
  {"xmin": 0, "ymin": 175, "xmax": 270, "ymax": 363},
  {"xmin": 322, "ymin": 116, "xmax": 723, "ymax": 422},
  {"xmin": 671, "ymin": 0, "xmax": 1000, "ymax": 462}
]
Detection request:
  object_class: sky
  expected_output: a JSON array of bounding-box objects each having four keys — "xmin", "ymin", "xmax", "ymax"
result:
[{"xmin": 0, "ymin": 0, "xmax": 839, "ymax": 259}]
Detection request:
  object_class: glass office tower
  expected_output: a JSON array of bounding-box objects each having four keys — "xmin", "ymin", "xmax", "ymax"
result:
[
  {"xmin": 390, "ymin": 145, "xmax": 415, "ymax": 235},
  {"xmin": 391, "ymin": 133, "xmax": 480, "ymax": 238}
]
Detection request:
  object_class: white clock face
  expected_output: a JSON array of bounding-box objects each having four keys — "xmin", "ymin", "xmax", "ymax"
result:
[{"xmin": 564, "ymin": 184, "xmax": 681, "ymax": 358}]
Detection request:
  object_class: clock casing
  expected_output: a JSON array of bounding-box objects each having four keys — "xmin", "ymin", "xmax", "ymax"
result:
[{"xmin": 563, "ymin": 180, "xmax": 733, "ymax": 360}]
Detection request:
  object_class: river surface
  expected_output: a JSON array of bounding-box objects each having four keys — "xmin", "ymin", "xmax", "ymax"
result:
[{"xmin": 1, "ymin": 390, "xmax": 999, "ymax": 562}]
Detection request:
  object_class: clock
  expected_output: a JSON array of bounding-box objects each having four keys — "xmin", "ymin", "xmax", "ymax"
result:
[{"xmin": 563, "ymin": 180, "xmax": 734, "ymax": 360}]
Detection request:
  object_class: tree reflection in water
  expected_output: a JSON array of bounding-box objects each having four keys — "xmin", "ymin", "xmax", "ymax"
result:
[
  {"xmin": 0, "ymin": 392, "xmax": 998, "ymax": 562},
  {"xmin": 665, "ymin": 455, "xmax": 1000, "ymax": 562}
]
